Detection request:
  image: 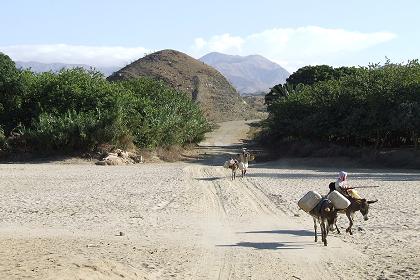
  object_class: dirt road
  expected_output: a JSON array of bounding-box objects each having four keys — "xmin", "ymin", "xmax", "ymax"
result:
[{"xmin": 0, "ymin": 120, "xmax": 418, "ymax": 279}]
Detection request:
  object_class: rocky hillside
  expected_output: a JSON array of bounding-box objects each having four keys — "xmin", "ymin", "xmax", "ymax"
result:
[
  {"xmin": 108, "ymin": 49, "xmax": 257, "ymax": 122},
  {"xmin": 243, "ymin": 94, "xmax": 267, "ymax": 113},
  {"xmin": 200, "ymin": 52, "xmax": 289, "ymax": 95}
]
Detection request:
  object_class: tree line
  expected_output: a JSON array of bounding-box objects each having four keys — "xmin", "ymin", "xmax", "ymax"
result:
[
  {"xmin": 0, "ymin": 53, "xmax": 209, "ymax": 154},
  {"xmin": 264, "ymin": 60, "xmax": 420, "ymax": 149}
]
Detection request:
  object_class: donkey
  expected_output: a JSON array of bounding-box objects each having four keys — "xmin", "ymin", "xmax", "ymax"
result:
[
  {"xmin": 224, "ymin": 158, "xmax": 239, "ymax": 180},
  {"xmin": 328, "ymin": 182, "xmax": 378, "ymax": 235},
  {"xmin": 340, "ymin": 197, "xmax": 378, "ymax": 235},
  {"xmin": 309, "ymin": 198, "xmax": 338, "ymax": 246},
  {"xmin": 237, "ymin": 151, "xmax": 255, "ymax": 178}
]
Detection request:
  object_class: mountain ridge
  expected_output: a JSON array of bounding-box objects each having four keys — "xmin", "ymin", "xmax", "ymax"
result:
[
  {"xmin": 15, "ymin": 61, "xmax": 119, "ymax": 76},
  {"xmin": 200, "ymin": 52, "xmax": 289, "ymax": 94}
]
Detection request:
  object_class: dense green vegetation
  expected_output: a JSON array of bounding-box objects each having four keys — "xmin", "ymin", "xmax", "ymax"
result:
[
  {"xmin": 285, "ymin": 65, "xmax": 359, "ymax": 87},
  {"xmin": 264, "ymin": 60, "xmax": 420, "ymax": 148},
  {"xmin": 0, "ymin": 53, "xmax": 209, "ymax": 154}
]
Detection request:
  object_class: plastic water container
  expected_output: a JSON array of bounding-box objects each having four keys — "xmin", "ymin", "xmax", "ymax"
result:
[
  {"xmin": 298, "ymin": 191, "xmax": 323, "ymax": 212},
  {"xmin": 327, "ymin": 190, "xmax": 351, "ymax": 209}
]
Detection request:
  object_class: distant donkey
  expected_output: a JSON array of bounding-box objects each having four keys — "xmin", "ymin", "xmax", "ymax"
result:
[
  {"xmin": 237, "ymin": 148, "xmax": 255, "ymax": 178},
  {"xmin": 224, "ymin": 158, "xmax": 239, "ymax": 180}
]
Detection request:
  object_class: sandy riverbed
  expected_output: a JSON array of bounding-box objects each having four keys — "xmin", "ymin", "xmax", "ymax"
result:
[{"xmin": 0, "ymin": 120, "xmax": 419, "ymax": 279}]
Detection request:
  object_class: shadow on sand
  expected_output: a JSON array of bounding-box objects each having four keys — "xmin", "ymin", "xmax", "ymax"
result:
[
  {"xmin": 216, "ymin": 241, "xmax": 304, "ymax": 250},
  {"xmin": 246, "ymin": 170, "xmax": 420, "ymax": 182},
  {"xmin": 246, "ymin": 172, "xmax": 330, "ymax": 180},
  {"xmin": 195, "ymin": 177, "xmax": 225, "ymax": 181},
  {"xmin": 239, "ymin": 229, "xmax": 314, "ymax": 237}
]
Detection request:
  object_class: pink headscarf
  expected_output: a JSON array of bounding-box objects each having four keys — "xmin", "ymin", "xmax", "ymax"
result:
[{"xmin": 338, "ymin": 171, "xmax": 348, "ymax": 181}]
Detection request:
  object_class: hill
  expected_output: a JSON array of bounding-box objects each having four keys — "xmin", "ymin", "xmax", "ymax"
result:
[
  {"xmin": 200, "ymin": 52, "xmax": 289, "ymax": 95},
  {"xmin": 108, "ymin": 49, "xmax": 257, "ymax": 122}
]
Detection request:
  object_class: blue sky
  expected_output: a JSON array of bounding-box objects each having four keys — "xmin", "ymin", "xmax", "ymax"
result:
[{"xmin": 1, "ymin": 0, "xmax": 418, "ymax": 72}]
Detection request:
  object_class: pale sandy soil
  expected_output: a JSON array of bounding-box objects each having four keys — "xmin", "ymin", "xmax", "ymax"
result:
[{"xmin": 0, "ymin": 120, "xmax": 419, "ymax": 279}]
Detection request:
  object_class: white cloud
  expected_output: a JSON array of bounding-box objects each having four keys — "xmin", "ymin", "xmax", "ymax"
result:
[
  {"xmin": 192, "ymin": 34, "xmax": 245, "ymax": 54},
  {"xmin": 0, "ymin": 44, "xmax": 149, "ymax": 67},
  {"xmin": 0, "ymin": 27, "xmax": 397, "ymax": 72},
  {"xmin": 191, "ymin": 26, "xmax": 397, "ymax": 71}
]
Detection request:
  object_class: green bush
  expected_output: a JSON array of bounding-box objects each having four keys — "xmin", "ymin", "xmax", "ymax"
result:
[
  {"xmin": 0, "ymin": 126, "xmax": 5, "ymax": 149},
  {"xmin": 0, "ymin": 53, "xmax": 209, "ymax": 154},
  {"xmin": 265, "ymin": 60, "xmax": 420, "ymax": 148},
  {"xmin": 26, "ymin": 110, "xmax": 114, "ymax": 152},
  {"xmin": 118, "ymin": 78, "xmax": 209, "ymax": 148}
]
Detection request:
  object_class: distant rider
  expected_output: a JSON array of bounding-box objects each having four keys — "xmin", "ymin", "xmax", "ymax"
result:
[{"xmin": 237, "ymin": 147, "xmax": 250, "ymax": 160}]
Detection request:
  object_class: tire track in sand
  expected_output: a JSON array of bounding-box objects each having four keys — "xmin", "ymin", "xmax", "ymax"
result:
[
  {"xmin": 184, "ymin": 120, "xmax": 371, "ymax": 280},
  {"xmin": 185, "ymin": 165, "xmax": 234, "ymax": 280},
  {"xmin": 199, "ymin": 164, "xmax": 369, "ymax": 280}
]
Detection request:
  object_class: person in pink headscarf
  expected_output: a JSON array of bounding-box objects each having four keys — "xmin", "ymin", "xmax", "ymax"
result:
[{"xmin": 335, "ymin": 171, "xmax": 361, "ymax": 199}]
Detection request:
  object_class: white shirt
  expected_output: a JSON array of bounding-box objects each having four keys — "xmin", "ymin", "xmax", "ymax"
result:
[{"xmin": 335, "ymin": 179, "xmax": 348, "ymax": 195}]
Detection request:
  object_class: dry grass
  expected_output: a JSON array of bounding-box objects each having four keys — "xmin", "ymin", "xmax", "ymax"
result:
[{"xmin": 156, "ymin": 146, "xmax": 185, "ymax": 162}]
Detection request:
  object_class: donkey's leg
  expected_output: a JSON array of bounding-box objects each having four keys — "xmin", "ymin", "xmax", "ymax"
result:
[
  {"xmin": 335, "ymin": 222, "xmax": 341, "ymax": 234},
  {"xmin": 349, "ymin": 212, "xmax": 355, "ymax": 235},
  {"xmin": 346, "ymin": 211, "xmax": 354, "ymax": 235},
  {"xmin": 313, "ymin": 217, "xmax": 318, "ymax": 242},
  {"xmin": 321, "ymin": 219, "xmax": 327, "ymax": 246}
]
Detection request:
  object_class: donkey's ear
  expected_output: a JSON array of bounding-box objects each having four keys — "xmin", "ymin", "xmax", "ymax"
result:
[{"xmin": 367, "ymin": 199, "xmax": 378, "ymax": 204}]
